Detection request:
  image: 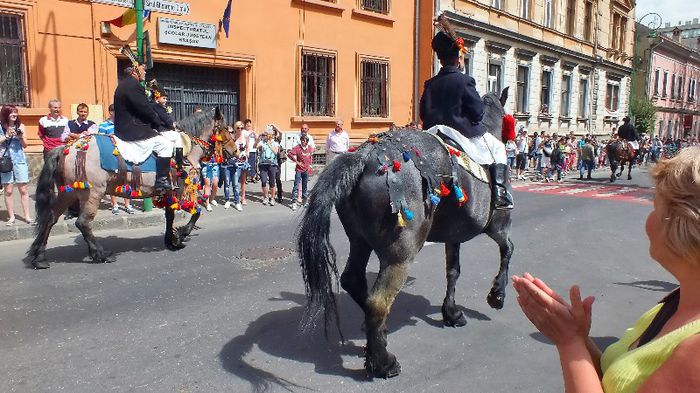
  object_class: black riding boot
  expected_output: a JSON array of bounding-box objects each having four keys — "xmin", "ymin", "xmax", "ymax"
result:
[
  {"xmin": 175, "ymin": 148, "xmax": 185, "ymax": 170},
  {"xmin": 154, "ymin": 157, "xmax": 172, "ymax": 193},
  {"xmin": 490, "ymin": 163, "xmax": 514, "ymax": 210}
]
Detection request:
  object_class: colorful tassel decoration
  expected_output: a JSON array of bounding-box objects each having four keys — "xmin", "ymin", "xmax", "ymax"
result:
[
  {"xmin": 59, "ymin": 186, "xmax": 66, "ymax": 193},
  {"xmin": 367, "ymin": 136, "xmax": 379, "ymax": 143},
  {"xmin": 348, "ymin": 146, "xmax": 358, "ymax": 153},
  {"xmin": 397, "ymin": 211, "xmax": 406, "ymax": 227},
  {"xmin": 63, "ymin": 148, "xmax": 70, "ymax": 155},
  {"xmin": 454, "ymin": 185, "xmax": 467, "ymax": 205},
  {"xmin": 439, "ymin": 182, "xmax": 451, "ymax": 197},
  {"xmin": 412, "ymin": 147, "xmax": 422, "ymax": 157},
  {"xmin": 392, "ymin": 160, "xmax": 401, "ymax": 172},
  {"xmin": 402, "ymin": 207, "xmax": 414, "ymax": 221},
  {"xmin": 113, "ymin": 148, "xmax": 120, "ymax": 156},
  {"xmin": 429, "ymin": 193, "xmax": 441, "ymax": 206},
  {"xmin": 402, "ymin": 151, "xmax": 411, "ymax": 162}
]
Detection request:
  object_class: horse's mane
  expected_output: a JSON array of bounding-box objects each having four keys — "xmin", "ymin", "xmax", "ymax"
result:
[
  {"xmin": 175, "ymin": 109, "xmax": 217, "ymax": 137},
  {"xmin": 480, "ymin": 91, "xmax": 506, "ymax": 141}
]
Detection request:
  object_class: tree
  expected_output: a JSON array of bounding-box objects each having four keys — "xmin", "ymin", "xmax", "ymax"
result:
[{"xmin": 630, "ymin": 97, "xmax": 657, "ymax": 135}]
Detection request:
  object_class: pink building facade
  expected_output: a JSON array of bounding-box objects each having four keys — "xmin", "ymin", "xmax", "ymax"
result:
[{"xmin": 648, "ymin": 37, "xmax": 700, "ymax": 139}]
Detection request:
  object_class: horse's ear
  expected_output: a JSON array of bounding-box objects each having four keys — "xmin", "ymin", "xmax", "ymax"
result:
[{"xmin": 499, "ymin": 87, "xmax": 509, "ymax": 107}]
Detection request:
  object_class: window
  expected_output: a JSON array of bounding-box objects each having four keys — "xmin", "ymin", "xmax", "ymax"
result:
[
  {"xmin": 520, "ymin": 0, "xmax": 530, "ymax": 19},
  {"xmin": 611, "ymin": 14, "xmax": 627, "ymax": 52},
  {"xmin": 583, "ymin": 1, "xmax": 593, "ymax": 41},
  {"xmin": 360, "ymin": 58, "xmax": 389, "ymax": 118},
  {"xmin": 560, "ymin": 74, "xmax": 572, "ymax": 117},
  {"xmin": 677, "ymin": 76, "xmax": 684, "ymax": 101},
  {"xmin": 0, "ymin": 13, "xmax": 29, "ymax": 105},
  {"xmin": 541, "ymin": 69, "xmax": 553, "ymax": 113},
  {"xmin": 492, "ymin": 0, "xmax": 503, "ymax": 10},
  {"xmin": 662, "ymin": 71, "xmax": 668, "ymax": 98},
  {"xmin": 565, "ymin": 0, "xmax": 576, "ymax": 36},
  {"xmin": 653, "ymin": 69, "xmax": 660, "ymax": 96},
  {"xmin": 516, "ymin": 65, "xmax": 530, "ymax": 113},
  {"xmin": 301, "ymin": 50, "xmax": 336, "ymax": 116},
  {"xmin": 606, "ymin": 80, "xmax": 620, "ymax": 111},
  {"xmin": 487, "ymin": 61, "xmax": 502, "ymax": 94},
  {"xmin": 361, "ymin": 0, "xmax": 389, "ymax": 14},
  {"xmin": 544, "ymin": 0, "xmax": 554, "ymax": 28},
  {"xmin": 618, "ymin": 17, "xmax": 627, "ymax": 52},
  {"xmin": 671, "ymin": 74, "xmax": 676, "ymax": 99},
  {"xmin": 578, "ymin": 78, "xmax": 589, "ymax": 118},
  {"xmin": 689, "ymin": 79, "xmax": 696, "ymax": 102}
]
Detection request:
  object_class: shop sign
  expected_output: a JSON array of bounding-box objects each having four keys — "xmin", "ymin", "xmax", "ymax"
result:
[
  {"xmin": 158, "ymin": 17, "xmax": 217, "ymax": 49},
  {"xmin": 92, "ymin": 0, "xmax": 190, "ymax": 16}
]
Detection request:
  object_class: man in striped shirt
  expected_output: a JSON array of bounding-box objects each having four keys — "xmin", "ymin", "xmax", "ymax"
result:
[{"xmin": 37, "ymin": 99, "xmax": 69, "ymax": 158}]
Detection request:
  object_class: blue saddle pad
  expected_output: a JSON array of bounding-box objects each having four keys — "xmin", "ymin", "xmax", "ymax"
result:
[{"xmin": 95, "ymin": 134, "xmax": 157, "ymax": 173}]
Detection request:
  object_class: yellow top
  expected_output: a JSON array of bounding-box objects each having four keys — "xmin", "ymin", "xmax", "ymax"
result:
[{"xmin": 600, "ymin": 303, "xmax": 700, "ymax": 393}]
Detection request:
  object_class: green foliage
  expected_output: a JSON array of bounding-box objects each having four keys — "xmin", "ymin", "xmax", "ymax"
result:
[{"xmin": 630, "ymin": 97, "xmax": 657, "ymax": 135}]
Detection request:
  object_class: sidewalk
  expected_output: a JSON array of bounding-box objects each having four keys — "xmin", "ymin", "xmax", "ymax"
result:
[{"xmin": 0, "ymin": 179, "xmax": 302, "ymax": 242}]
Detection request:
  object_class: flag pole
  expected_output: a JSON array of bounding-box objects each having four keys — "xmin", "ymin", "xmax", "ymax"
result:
[{"xmin": 134, "ymin": 0, "xmax": 154, "ymax": 212}]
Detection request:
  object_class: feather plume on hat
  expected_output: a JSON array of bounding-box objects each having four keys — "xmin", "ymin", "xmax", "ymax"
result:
[{"xmin": 434, "ymin": 14, "xmax": 459, "ymax": 43}]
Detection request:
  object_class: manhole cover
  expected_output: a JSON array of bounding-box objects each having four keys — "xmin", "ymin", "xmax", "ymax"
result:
[{"xmin": 239, "ymin": 246, "xmax": 292, "ymax": 261}]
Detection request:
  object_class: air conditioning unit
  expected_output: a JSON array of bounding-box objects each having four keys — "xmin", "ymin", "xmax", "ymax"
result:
[{"xmin": 280, "ymin": 131, "xmax": 301, "ymax": 181}]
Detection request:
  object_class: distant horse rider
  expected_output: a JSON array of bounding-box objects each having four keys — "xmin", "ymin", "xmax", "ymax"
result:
[
  {"xmin": 618, "ymin": 116, "xmax": 639, "ymax": 153},
  {"xmin": 114, "ymin": 63, "xmax": 173, "ymax": 192},
  {"xmin": 149, "ymin": 85, "xmax": 185, "ymax": 170},
  {"xmin": 419, "ymin": 15, "xmax": 513, "ymax": 210}
]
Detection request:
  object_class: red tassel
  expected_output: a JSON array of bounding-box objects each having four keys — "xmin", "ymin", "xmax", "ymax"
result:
[
  {"xmin": 501, "ymin": 114, "xmax": 516, "ymax": 142},
  {"xmin": 392, "ymin": 160, "xmax": 401, "ymax": 172},
  {"xmin": 348, "ymin": 146, "xmax": 358, "ymax": 153},
  {"xmin": 439, "ymin": 183, "xmax": 451, "ymax": 197}
]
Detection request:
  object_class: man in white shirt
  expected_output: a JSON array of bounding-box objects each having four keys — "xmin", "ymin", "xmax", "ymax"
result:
[
  {"xmin": 515, "ymin": 128, "xmax": 529, "ymax": 180},
  {"xmin": 325, "ymin": 119, "xmax": 349, "ymax": 162}
]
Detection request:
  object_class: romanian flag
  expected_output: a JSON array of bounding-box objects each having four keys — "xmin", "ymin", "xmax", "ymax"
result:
[{"xmin": 106, "ymin": 9, "xmax": 151, "ymax": 28}]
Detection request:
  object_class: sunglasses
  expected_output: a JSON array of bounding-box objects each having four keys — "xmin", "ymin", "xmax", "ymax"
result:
[{"xmin": 236, "ymin": 127, "xmax": 243, "ymax": 129}]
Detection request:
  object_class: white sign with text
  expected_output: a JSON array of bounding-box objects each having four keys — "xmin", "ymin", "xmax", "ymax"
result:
[{"xmin": 158, "ymin": 17, "xmax": 217, "ymax": 49}]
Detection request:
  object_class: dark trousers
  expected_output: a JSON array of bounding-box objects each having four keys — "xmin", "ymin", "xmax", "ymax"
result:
[{"xmin": 580, "ymin": 159, "xmax": 594, "ymax": 178}]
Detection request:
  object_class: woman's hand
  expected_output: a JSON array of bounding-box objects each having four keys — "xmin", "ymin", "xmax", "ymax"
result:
[{"xmin": 512, "ymin": 273, "xmax": 595, "ymax": 347}]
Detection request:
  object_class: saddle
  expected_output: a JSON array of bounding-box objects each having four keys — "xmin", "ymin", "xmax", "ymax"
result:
[{"xmin": 429, "ymin": 132, "xmax": 490, "ymax": 184}]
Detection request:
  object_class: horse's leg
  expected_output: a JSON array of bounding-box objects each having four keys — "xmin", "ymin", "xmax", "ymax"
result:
[
  {"xmin": 75, "ymin": 191, "xmax": 114, "ymax": 264},
  {"xmin": 628, "ymin": 160, "xmax": 633, "ymax": 180},
  {"xmin": 486, "ymin": 215, "xmax": 514, "ymax": 310},
  {"xmin": 164, "ymin": 206, "xmax": 184, "ymax": 251},
  {"xmin": 364, "ymin": 260, "xmax": 409, "ymax": 379},
  {"xmin": 610, "ymin": 160, "xmax": 617, "ymax": 182},
  {"xmin": 442, "ymin": 242, "xmax": 467, "ymax": 327},
  {"xmin": 176, "ymin": 211, "xmax": 201, "ymax": 241},
  {"xmin": 30, "ymin": 192, "xmax": 78, "ymax": 269},
  {"xmin": 339, "ymin": 237, "xmax": 373, "ymax": 312}
]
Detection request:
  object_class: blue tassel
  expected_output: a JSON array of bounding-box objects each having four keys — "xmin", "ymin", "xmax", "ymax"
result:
[
  {"xmin": 430, "ymin": 193, "xmax": 440, "ymax": 205},
  {"xmin": 402, "ymin": 207, "xmax": 414, "ymax": 221},
  {"xmin": 402, "ymin": 151, "xmax": 411, "ymax": 162}
]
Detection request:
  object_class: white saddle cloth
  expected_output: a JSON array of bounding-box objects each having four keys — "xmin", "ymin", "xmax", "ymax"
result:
[
  {"xmin": 425, "ymin": 125, "xmax": 507, "ymax": 165},
  {"xmin": 112, "ymin": 133, "xmax": 174, "ymax": 164},
  {"xmin": 628, "ymin": 140, "xmax": 639, "ymax": 150}
]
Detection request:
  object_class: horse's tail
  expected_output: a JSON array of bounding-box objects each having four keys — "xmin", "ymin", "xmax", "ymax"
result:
[
  {"xmin": 297, "ymin": 151, "xmax": 369, "ymax": 336},
  {"xmin": 27, "ymin": 148, "xmax": 61, "ymax": 260}
]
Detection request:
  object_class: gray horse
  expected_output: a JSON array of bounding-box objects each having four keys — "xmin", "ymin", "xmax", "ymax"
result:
[{"xmin": 298, "ymin": 89, "xmax": 513, "ymax": 378}]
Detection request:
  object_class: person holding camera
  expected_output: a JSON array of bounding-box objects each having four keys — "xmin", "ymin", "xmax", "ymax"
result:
[
  {"xmin": 0, "ymin": 105, "xmax": 32, "ymax": 226},
  {"xmin": 257, "ymin": 127, "xmax": 280, "ymax": 206}
]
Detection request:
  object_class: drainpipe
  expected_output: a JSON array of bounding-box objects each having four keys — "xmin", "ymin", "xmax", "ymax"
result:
[
  {"xmin": 413, "ymin": 0, "xmax": 421, "ymax": 123},
  {"xmin": 589, "ymin": 0, "xmax": 600, "ymax": 135}
]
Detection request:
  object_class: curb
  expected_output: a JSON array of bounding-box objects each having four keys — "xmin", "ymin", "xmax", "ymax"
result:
[{"xmin": 0, "ymin": 211, "xmax": 165, "ymax": 242}]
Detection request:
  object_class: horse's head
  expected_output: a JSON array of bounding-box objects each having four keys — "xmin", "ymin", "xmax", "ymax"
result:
[
  {"xmin": 481, "ymin": 87, "xmax": 509, "ymax": 141},
  {"xmin": 176, "ymin": 107, "xmax": 226, "ymax": 168}
]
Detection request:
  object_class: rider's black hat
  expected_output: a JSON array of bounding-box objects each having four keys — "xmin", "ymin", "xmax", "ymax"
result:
[{"xmin": 432, "ymin": 31, "xmax": 460, "ymax": 60}]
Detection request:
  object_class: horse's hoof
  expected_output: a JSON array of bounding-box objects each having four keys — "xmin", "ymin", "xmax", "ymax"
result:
[
  {"xmin": 628, "ymin": 176, "xmax": 632, "ymax": 180},
  {"xmin": 166, "ymin": 241, "xmax": 186, "ymax": 251},
  {"xmin": 365, "ymin": 354, "xmax": 401, "ymax": 379},
  {"xmin": 443, "ymin": 310, "xmax": 467, "ymax": 327},
  {"xmin": 32, "ymin": 260, "xmax": 50, "ymax": 269},
  {"xmin": 487, "ymin": 291, "xmax": 505, "ymax": 309}
]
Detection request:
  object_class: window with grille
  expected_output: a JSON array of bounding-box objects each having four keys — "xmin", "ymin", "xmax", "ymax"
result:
[
  {"xmin": 560, "ymin": 74, "xmax": 571, "ymax": 117},
  {"xmin": 360, "ymin": 59, "xmax": 389, "ymax": 118},
  {"xmin": 516, "ymin": 65, "xmax": 529, "ymax": 113},
  {"xmin": 301, "ymin": 51, "xmax": 336, "ymax": 117},
  {"xmin": 361, "ymin": 0, "xmax": 389, "ymax": 14},
  {"xmin": 0, "ymin": 13, "xmax": 29, "ymax": 105},
  {"xmin": 606, "ymin": 81, "xmax": 620, "ymax": 111},
  {"xmin": 541, "ymin": 69, "xmax": 552, "ymax": 113}
]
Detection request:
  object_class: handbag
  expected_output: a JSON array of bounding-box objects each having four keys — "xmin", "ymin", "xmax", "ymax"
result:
[{"xmin": 0, "ymin": 136, "xmax": 13, "ymax": 173}]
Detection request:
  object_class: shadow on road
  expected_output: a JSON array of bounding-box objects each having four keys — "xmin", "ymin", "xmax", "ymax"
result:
[
  {"xmin": 218, "ymin": 275, "xmax": 490, "ymax": 392},
  {"xmin": 614, "ymin": 279, "xmax": 677, "ymax": 292},
  {"xmin": 22, "ymin": 234, "xmax": 166, "ymax": 265},
  {"xmin": 530, "ymin": 332, "xmax": 618, "ymax": 351}
]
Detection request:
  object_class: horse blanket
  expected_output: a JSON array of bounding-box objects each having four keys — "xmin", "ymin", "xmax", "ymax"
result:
[{"xmin": 95, "ymin": 134, "xmax": 156, "ymax": 173}]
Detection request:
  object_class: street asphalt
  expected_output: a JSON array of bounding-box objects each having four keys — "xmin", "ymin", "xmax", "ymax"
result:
[{"xmin": 0, "ymin": 166, "xmax": 674, "ymax": 393}]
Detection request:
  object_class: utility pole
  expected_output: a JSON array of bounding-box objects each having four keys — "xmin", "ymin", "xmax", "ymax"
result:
[{"xmin": 134, "ymin": 0, "xmax": 154, "ymax": 211}]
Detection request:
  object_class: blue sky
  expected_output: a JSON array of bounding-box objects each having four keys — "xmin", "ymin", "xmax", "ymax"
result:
[{"xmin": 635, "ymin": 0, "xmax": 697, "ymax": 28}]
